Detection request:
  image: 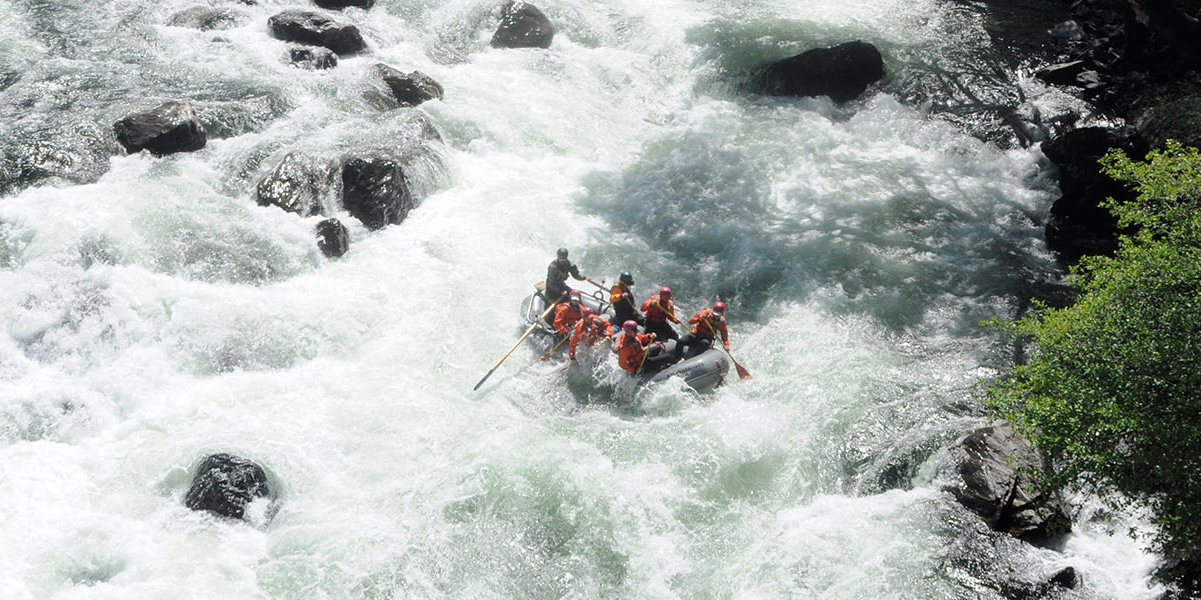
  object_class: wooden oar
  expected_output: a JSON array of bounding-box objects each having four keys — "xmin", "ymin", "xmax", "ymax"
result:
[
  {"xmin": 701, "ymin": 316, "xmax": 752, "ymax": 380},
  {"xmin": 474, "ymin": 293, "xmax": 562, "ymax": 390},
  {"xmin": 585, "ymin": 276, "xmax": 608, "ymax": 292}
]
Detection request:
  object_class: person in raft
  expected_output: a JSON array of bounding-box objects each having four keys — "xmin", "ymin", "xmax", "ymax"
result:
[
  {"xmin": 544, "ymin": 247, "xmax": 585, "ymax": 305},
  {"xmin": 553, "ymin": 290, "xmax": 585, "ymax": 335},
  {"xmin": 569, "ymin": 306, "xmax": 614, "ymax": 362},
  {"xmin": 676, "ymin": 301, "xmax": 729, "ymax": 360},
  {"xmin": 613, "ymin": 320, "xmax": 671, "ymax": 374},
  {"xmin": 640, "ymin": 286, "xmax": 682, "ymax": 342},
  {"xmin": 609, "ymin": 271, "xmax": 644, "ymax": 327}
]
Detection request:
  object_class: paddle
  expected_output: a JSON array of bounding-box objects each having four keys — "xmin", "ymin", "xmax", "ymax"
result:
[
  {"xmin": 584, "ymin": 276, "xmax": 608, "ymax": 293},
  {"xmin": 474, "ymin": 293, "xmax": 563, "ymax": 390},
  {"xmin": 701, "ymin": 316, "xmax": 752, "ymax": 380}
]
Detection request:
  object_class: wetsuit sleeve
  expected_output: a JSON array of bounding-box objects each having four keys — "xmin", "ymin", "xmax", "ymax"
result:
[{"xmin": 570, "ymin": 264, "xmax": 583, "ymax": 280}]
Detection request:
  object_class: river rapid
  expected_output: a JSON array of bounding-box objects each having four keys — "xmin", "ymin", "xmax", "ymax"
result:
[{"xmin": 0, "ymin": 0, "xmax": 1166, "ymax": 598}]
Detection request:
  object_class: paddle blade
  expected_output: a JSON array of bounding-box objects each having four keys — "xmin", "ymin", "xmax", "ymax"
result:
[
  {"xmin": 734, "ymin": 360, "xmax": 752, "ymax": 379},
  {"xmin": 473, "ymin": 368, "xmax": 496, "ymax": 391}
]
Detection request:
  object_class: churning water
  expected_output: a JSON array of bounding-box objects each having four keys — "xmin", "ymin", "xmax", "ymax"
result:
[{"xmin": 0, "ymin": 0, "xmax": 1165, "ymax": 597}]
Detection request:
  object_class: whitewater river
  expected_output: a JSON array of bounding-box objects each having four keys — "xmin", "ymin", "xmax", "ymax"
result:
[{"xmin": 0, "ymin": 0, "xmax": 1165, "ymax": 597}]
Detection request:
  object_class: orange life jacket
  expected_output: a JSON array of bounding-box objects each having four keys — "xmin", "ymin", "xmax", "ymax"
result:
[
  {"xmin": 553, "ymin": 302, "xmax": 583, "ymax": 334},
  {"xmin": 613, "ymin": 331, "xmax": 653, "ymax": 373},
  {"xmin": 689, "ymin": 308, "xmax": 729, "ymax": 344},
  {"xmin": 570, "ymin": 315, "xmax": 613, "ymax": 358},
  {"xmin": 640, "ymin": 294, "xmax": 676, "ymax": 324}
]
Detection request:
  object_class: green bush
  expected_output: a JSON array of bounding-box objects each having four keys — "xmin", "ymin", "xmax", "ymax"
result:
[{"xmin": 988, "ymin": 141, "xmax": 1201, "ymax": 564}]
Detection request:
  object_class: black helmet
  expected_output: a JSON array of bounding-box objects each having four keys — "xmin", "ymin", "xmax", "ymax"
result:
[
  {"xmin": 619, "ymin": 271, "xmax": 634, "ymax": 285},
  {"xmin": 556, "ymin": 247, "xmax": 569, "ymax": 258}
]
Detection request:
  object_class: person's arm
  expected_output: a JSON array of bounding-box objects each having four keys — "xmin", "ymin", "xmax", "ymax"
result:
[{"xmin": 570, "ymin": 264, "xmax": 584, "ymax": 280}]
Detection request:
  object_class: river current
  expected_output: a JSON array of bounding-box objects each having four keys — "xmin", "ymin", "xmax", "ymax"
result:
[{"xmin": 0, "ymin": 0, "xmax": 1166, "ymax": 598}]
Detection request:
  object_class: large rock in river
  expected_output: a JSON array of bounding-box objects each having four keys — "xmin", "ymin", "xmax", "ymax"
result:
[
  {"xmin": 941, "ymin": 423, "xmax": 1071, "ymax": 546},
  {"xmin": 314, "ymin": 0, "xmax": 374, "ymax": 9},
  {"xmin": 749, "ymin": 41, "xmax": 885, "ymax": 103},
  {"xmin": 341, "ymin": 156, "xmax": 415, "ymax": 230},
  {"xmin": 374, "ymin": 63, "xmax": 443, "ymax": 107},
  {"xmin": 490, "ymin": 1, "xmax": 554, "ymax": 49},
  {"xmin": 113, "ymin": 100, "xmax": 207, "ymax": 156},
  {"xmin": 255, "ymin": 152, "xmax": 336, "ymax": 217},
  {"xmin": 166, "ymin": 6, "xmax": 249, "ymax": 30},
  {"xmin": 184, "ymin": 453, "xmax": 271, "ymax": 521},
  {"xmin": 290, "ymin": 46, "xmax": 338, "ymax": 70},
  {"xmin": 268, "ymin": 10, "xmax": 366, "ymax": 55}
]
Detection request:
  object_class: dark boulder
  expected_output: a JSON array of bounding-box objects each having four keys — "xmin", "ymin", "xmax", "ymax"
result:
[
  {"xmin": 290, "ymin": 46, "xmax": 338, "ymax": 69},
  {"xmin": 1040, "ymin": 126, "xmax": 1147, "ymax": 263},
  {"xmin": 341, "ymin": 156, "xmax": 414, "ymax": 230},
  {"xmin": 184, "ymin": 453, "xmax": 271, "ymax": 521},
  {"xmin": 316, "ymin": 218, "xmax": 350, "ymax": 257},
  {"xmin": 166, "ymin": 6, "xmax": 248, "ymax": 30},
  {"xmin": 374, "ymin": 63, "xmax": 443, "ymax": 107},
  {"xmin": 1034, "ymin": 60, "xmax": 1088, "ymax": 87},
  {"xmin": 268, "ymin": 10, "xmax": 366, "ymax": 55},
  {"xmin": 749, "ymin": 41, "xmax": 885, "ymax": 103},
  {"xmin": 1048, "ymin": 566, "xmax": 1080, "ymax": 589},
  {"xmin": 941, "ymin": 422, "xmax": 1071, "ymax": 546},
  {"xmin": 490, "ymin": 1, "xmax": 554, "ymax": 49},
  {"xmin": 113, "ymin": 100, "xmax": 207, "ymax": 156},
  {"xmin": 314, "ymin": 0, "xmax": 374, "ymax": 9},
  {"xmin": 256, "ymin": 152, "xmax": 335, "ymax": 216}
]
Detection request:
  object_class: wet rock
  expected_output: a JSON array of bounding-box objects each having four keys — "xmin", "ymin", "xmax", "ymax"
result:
[
  {"xmin": 341, "ymin": 156, "xmax": 414, "ymax": 230},
  {"xmin": 255, "ymin": 152, "xmax": 336, "ymax": 217},
  {"xmin": 748, "ymin": 41, "xmax": 885, "ymax": 103},
  {"xmin": 166, "ymin": 6, "xmax": 248, "ymax": 30},
  {"xmin": 0, "ymin": 127, "xmax": 116, "ymax": 197},
  {"xmin": 113, "ymin": 100, "xmax": 207, "ymax": 156},
  {"xmin": 316, "ymin": 218, "xmax": 349, "ymax": 257},
  {"xmin": 184, "ymin": 453, "xmax": 271, "ymax": 521},
  {"xmin": 1040, "ymin": 126, "xmax": 1147, "ymax": 263},
  {"xmin": 490, "ymin": 1, "xmax": 554, "ymax": 49},
  {"xmin": 941, "ymin": 422, "xmax": 1072, "ymax": 546},
  {"xmin": 268, "ymin": 10, "xmax": 366, "ymax": 55},
  {"xmin": 1035, "ymin": 61, "xmax": 1087, "ymax": 86},
  {"xmin": 314, "ymin": 0, "xmax": 374, "ymax": 9},
  {"xmin": 374, "ymin": 63, "xmax": 443, "ymax": 107},
  {"xmin": 290, "ymin": 46, "xmax": 338, "ymax": 70},
  {"xmin": 1048, "ymin": 566, "xmax": 1080, "ymax": 589}
]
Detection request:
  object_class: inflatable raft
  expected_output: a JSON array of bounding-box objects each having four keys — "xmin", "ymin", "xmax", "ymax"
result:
[{"xmin": 520, "ymin": 286, "xmax": 730, "ymax": 392}]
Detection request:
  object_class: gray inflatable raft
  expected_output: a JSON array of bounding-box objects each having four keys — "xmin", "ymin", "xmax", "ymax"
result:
[{"xmin": 520, "ymin": 289, "xmax": 730, "ymax": 392}]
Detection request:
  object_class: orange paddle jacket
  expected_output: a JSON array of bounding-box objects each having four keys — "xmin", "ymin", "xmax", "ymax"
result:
[
  {"xmin": 613, "ymin": 331, "xmax": 654, "ymax": 373},
  {"xmin": 689, "ymin": 308, "xmax": 729, "ymax": 347},
  {"xmin": 553, "ymin": 302, "xmax": 583, "ymax": 334},
  {"xmin": 570, "ymin": 315, "xmax": 614, "ymax": 359},
  {"xmin": 640, "ymin": 294, "xmax": 679, "ymax": 324}
]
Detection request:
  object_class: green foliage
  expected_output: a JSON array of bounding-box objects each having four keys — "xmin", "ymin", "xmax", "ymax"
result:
[{"xmin": 989, "ymin": 141, "xmax": 1201, "ymax": 561}]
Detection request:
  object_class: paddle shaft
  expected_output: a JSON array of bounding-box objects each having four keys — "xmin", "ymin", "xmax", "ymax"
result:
[{"xmin": 473, "ymin": 292, "xmax": 563, "ymax": 390}]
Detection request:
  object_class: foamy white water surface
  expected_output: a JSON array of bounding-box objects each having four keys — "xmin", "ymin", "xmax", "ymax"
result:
[{"xmin": 0, "ymin": 0, "xmax": 1164, "ymax": 597}]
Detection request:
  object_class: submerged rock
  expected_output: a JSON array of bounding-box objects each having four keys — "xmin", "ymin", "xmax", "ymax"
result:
[
  {"xmin": 941, "ymin": 422, "xmax": 1071, "ymax": 546},
  {"xmin": 748, "ymin": 41, "xmax": 885, "ymax": 103},
  {"xmin": 374, "ymin": 63, "xmax": 443, "ymax": 107},
  {"xmin": 316, "ymin": 218, "xmax": 349, "ymax": 257},
  {"xmin": 255, "ymin": 152, "xmax": 336, "ymax": 217},
  {"xmin": 113, "ymin": 100, "xmax": 207, "ymax": 156},
  {"xmin": 268, "ymin": 10, "xmax": 366, "ymax": 55},
  {"xmin": 290, "ymin": 46, "xmax": 338, "ymax": 70},
  {"xmin": 490, "ymin": 1, "xmax": 554, "ymax": 49},
  {"xmin": 166, "ymin": 6, "xmax": 248, "ymax": 30},
  {"xmin": 184, "ymin": 453, "xmax": 271, "ymax": 521},
  {"xmin": 340, "ymin": 156, "xmax": 414, "ymax": 230}
]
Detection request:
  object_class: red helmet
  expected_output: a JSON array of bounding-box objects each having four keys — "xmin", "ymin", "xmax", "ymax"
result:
[
  {"xmin": 659, "ymin": 286, "xmax": 672, "ymax": 298},
  {"xmin": 569, "ymin": 290, "xmax": 581, "ymax": 301},
  {"xmin": 581, "ymin": 306, "xmax": 593, "ymax": 318},
  {"xmin": 623, "ymin": 320, "xmax": 638, "ymax": 332},
  {"xmin": 712, "ymin": 301, "xmax": 726, "ymax": 315}
]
